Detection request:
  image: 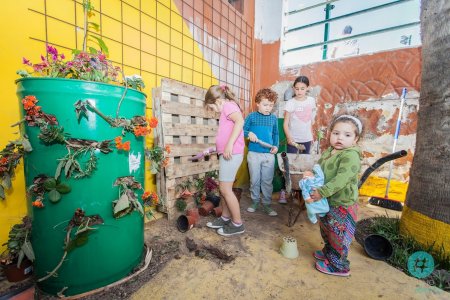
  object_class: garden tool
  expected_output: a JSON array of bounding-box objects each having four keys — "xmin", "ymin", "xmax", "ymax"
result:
[{"xmin": 366, "ymin": 88, "xmax": 407, "ymax": 211}]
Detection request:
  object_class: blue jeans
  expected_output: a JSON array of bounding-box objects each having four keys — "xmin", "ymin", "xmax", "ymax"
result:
[
  {"xmin": 247, "ymin": 152, "xmax": 275, "ymax": 205},
  {"xmin": 287, "ymin": 141, "xmax": 312, "ymax": 154}
]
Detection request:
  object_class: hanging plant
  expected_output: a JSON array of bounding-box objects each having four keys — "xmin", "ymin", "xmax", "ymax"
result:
[
  {"xmin": 27, "ymin": 175, "xmax": 71, "ymax": 207},
  {"xmin": 0, "ymin": 140, "xmax": 31, "ymax": 200},
  {"xmin": 37, "ymin": 208, "xmax": 104, "ymax": 282},
  {"xmin": 112, "ymin": 176, "xmax": 144, "ymax": 219}
]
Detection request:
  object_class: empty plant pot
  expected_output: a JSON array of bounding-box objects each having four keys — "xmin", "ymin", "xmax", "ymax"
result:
[
  {"xmin": 364, "ymin": 234, "xmax": 393, "ymax": 260},
  {"xmin": 279, "ymin": 236, "xmax": 299, "ymax": 259},
  {"xmin": 186, "ymin": 208, "xmax": 200, "ymax": 224},
  {"xmin": 176, "ymin": 215, "xmax": 196, "ymax": 233},
  {"xmin": 212, "ymin": 206, "xmax": 222, "ymax": 217},
  {"xmin": 198, "ymin": 200, "xmax": 215, "ymax": 216},
  {"xmin": 3, "ymin": 259, "xmax": 33, "ymax": 282},
  {"xmin": 206, "ymin": 194, "xmax": 221, "ymax": 207}
]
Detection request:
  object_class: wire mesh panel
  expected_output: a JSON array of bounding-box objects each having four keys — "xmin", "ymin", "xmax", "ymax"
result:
[{"xmin": 153, "ymin": 78, "xmax": 219, "ymax": 219}]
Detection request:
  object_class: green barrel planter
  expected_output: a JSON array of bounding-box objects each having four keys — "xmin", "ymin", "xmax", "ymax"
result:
[{"xmin": 16, "ymin": 78, "xmax": 146, "ymax": 296}]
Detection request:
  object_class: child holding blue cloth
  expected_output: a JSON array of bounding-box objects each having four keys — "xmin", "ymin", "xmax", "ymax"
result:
[{"xmin": 299, "ymin": 164, "xmax": 329, "ymax": 224}]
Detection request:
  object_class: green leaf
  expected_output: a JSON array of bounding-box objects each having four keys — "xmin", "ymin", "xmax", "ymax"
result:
[
  {"xmin": 88, "ymin": 46, "xmax": 97, "ymax": 54},
  {"xmin": 88, "ymin": 21, "xmax": 100, "ymax": 31},
  {"xmin": 17, "ymin": 250, "xmax": 25, "ymax": 268},
  {"xmin": 21, "ymin": 240, "xmax": 35, "ymax": 262},
  {"xmin": 56, "ymin": 183, "xmax": 71, "ymax": 194},
  {"xmin": 55, "ymin": 160, "xmax": 65, "ymax": 179},
  {"xmin": 64, "ymin": 159, "xmax": 73, "ymax": 177},
  {"xmin": 90, "ymin": 35, "xmax": 109, "ymax": 55},
  {"xmin": 2, "ymin": 174, "xmax": 12, "ymax": 189},
  {"xmin": 43, "ymin": 178, "xmax": 57, "ymax": 190},
  {"xmin": 113, "ymin": 193, "xmax": 130, "ymax": 217},
  {"xmin": 21, "ymin": 137, "xmax": 33, "ymax": 152},
  {"xmin": 0, "ymin": 185, "xmax": 4, "ymax": 200},
  {"xmin": 48, "ymin": 189, "xmax": 61, "ymax": 203}
]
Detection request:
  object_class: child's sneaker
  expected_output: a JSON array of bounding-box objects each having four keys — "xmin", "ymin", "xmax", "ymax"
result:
[
  {"xmin": 315, "ymin": 260, "xmax": 350, "ymax": 277},
  {"xmin": 217, "ymin": 222, "xmax": 245, "ymax": 236},
  {"xmin": 278, "ymin": 190, "xmax": 287, "ymax": 204},
  {"xmin": 206, "ymin": 217, "xmax": 230, "ymax": 229},
  {"xmin": 247, "ymin": 203, "xmax": 258, "ymax": 213},
  {"xmin": 262, "ymin": 205, "xmax": 278, "ymax": 216}
]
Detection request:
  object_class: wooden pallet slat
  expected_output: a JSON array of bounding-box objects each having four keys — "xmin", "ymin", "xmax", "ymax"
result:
[{"xmin": 153, "ymin": 79, "xmax": 220, "ymax": 220}]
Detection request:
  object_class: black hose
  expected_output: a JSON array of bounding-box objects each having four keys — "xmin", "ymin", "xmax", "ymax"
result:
[
  {"xmin": 281, "ymin": 152, "xmax": 292, "ymax": 193},
  {"xmin": 358, "ymin": 150, "xmax": 407, "ymax": 189}
]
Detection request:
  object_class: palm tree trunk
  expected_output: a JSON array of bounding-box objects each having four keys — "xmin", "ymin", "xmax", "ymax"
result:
[{"xmin": 400, "ymin": 0, "xmax": 450, "ymax": 254}]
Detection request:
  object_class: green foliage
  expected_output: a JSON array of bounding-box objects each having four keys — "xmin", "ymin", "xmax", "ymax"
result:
[
  {"xmin": 38, "ymin": 124, "xmax": 66, "ymax": 144},
  {"xmin": 124, "ymin": 75, "xmax": 145, "ymax": 91},
  {"xmin": 367, "ymin": 215, "xmax": 450, "ymax": 291},
  {"xmin": 1, "ymin": 216, "xmax": 35, "ymax": 268},
  {"xmin": 175, "ymin": 199, "xmax": 187, "ymax": 212},
  {"xmin": 112, "ymin": 176, "xmax": 144, "ymax": 219},
  {"xmin": 27, "ymin": 175, "xmax": 71, "ymax": 207},
  {"xmin": 145, "ymin": 146, "xmax": 169, "ymax": 174},
  {"xmin": 0, "ymin": 139, "xmax": 31, "ymax": 200}
]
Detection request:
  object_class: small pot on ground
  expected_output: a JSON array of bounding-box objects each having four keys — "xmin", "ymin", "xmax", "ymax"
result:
[
  {"xmin": 186, "ymin": 208, "xmax": 200, "ymax": 224},
  {"xmin": 176, "ymin": 215, "xmax": 196, "ymax": 233},
  {"xmin": 212, "ymin": 207, "xmax": 222, "ymax": 217},
  {"xmin": 1, "ymin": 259, "xmax": 33, "ymax": 282},
  {"xmin": 206, "ymin": 194, "xmax": 221, "ymax": 207},
  {"xmin": 198, "ymin": 200, "xmax": 215, "ymax": 216}
]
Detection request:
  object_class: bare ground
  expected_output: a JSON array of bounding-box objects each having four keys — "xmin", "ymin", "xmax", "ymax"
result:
[{"xmin": 2, "ymin": 191, "xmax": 449, "ymax": 299}]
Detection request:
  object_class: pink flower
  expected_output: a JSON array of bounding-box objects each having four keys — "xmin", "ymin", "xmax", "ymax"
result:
[{"xmin": 22, "ymin": 57, "xmax": 32, "ymax": 66}]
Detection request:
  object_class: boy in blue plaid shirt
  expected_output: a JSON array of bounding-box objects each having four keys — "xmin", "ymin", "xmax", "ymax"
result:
[{"xmin": 244, "ymin": 88, "xmax": 279, "ymax": 216}]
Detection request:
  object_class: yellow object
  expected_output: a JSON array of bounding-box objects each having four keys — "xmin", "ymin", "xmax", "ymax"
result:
[
  {"xmin": 359, "ymin": 175, "xmax": 408, "ymax": 202},
  {"xmin": 400, "ymin": 205, "xmax": 450, "ymax": 255},
  {"xmin": 0, "ymin": 0, "xmax": 218, "ymax": 245}
]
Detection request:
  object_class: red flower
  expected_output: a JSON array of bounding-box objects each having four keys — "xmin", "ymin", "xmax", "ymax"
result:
[{"xmin": 148, "ymin": 117, "xmax": 158, "ymax": 128}]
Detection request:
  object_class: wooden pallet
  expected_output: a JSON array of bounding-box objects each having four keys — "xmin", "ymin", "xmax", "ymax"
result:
[{"xmin": 152, "ymin": 79, "xmax": 220, "ymax": 220}]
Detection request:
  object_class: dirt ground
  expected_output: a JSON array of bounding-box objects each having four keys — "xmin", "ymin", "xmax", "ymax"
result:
[
  {"xmin": 2, "ymin": 191, "xmax": 449, "ymax": 300},
  {"xmin": 128, "ymin": 192, "xmax": 448, "ymax": 300}
]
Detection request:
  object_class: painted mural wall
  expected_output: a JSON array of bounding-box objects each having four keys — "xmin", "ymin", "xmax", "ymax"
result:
[
  {"xmin": 253, "ymin": 1, "xmax": 421, "ymax": 202},
  {"xmin": 0, "ymin": 0, "xmax": 254, "ymax": 250}
]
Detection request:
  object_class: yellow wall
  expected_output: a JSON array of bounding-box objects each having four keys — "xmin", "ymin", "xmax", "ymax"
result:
[{"xmin": 0, "ymin": 0, "xmax": 218, "ymax": 250}]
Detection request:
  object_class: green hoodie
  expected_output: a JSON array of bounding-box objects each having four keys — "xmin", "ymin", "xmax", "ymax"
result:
[{"xmin": 317, "ymin": 146, "xmax": 362, "ymax": 207}]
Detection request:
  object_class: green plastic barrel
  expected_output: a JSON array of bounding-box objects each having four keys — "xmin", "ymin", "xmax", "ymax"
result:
[{"xmin": 16, "ymin": 78, "xmax": 146, "ymax": 296}]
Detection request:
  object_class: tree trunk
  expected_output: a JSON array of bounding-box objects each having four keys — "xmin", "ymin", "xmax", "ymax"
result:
[{"xmin": 400, "ymin": 0, "xmax": 450, "ymax": 253}]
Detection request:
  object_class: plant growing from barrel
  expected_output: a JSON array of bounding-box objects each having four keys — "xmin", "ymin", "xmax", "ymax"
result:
[
  {"xmin": 37, "ymin": 208, "xmax": 104, "ymax": 282},
  {"xmin": 112, "ymin": 176, "xmax": 145, "ymax": 219}
]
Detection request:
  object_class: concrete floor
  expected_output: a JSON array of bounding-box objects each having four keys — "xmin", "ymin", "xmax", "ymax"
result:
[{"xmin": 132, "ymin": 192, "xmax": 449, "ymax": 300}]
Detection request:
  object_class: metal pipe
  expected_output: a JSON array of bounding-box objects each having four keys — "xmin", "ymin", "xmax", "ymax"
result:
[
  {"xmin": 286, "ymin": 0, "xmax": 414, "ymax": 34},
  {"xmin": 284, "ymin": 21, "xmax": 420, "ymax": 53}
]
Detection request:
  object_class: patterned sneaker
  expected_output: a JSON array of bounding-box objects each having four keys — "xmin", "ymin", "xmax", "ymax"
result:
[
  {"xmin": 278, "ymin": 190, "xmax": 287, "ymax": 204},
  {"xmin": 262, "ymin": 205, "xmax": 278, "ymax": 216},
  {"xmin": 247, "ymin": 203, "xmax": 258, "ymax": 213},
  {"xmin": 206, "ymin": 217, "xmax": 230, "ymax": 229},
  {"xmin": 315, "ymin": 260, "xmax": 350, "ymax": 277},
  {"xmin": 313, "ymin": 250, "xmax": 326, "ymax": 261},
  {"xmin": 217, "ymin": 222, "xmax": 245, "ymax": 236}
]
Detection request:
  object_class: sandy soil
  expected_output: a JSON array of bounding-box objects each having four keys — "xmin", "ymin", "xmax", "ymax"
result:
[
  {"xmin": 130, "ymin": 193, "xmax": 448, "ymax": 300},
  {"xmin": 4, "ymin": 192, "xmax": 447, "ymax": 299}
]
